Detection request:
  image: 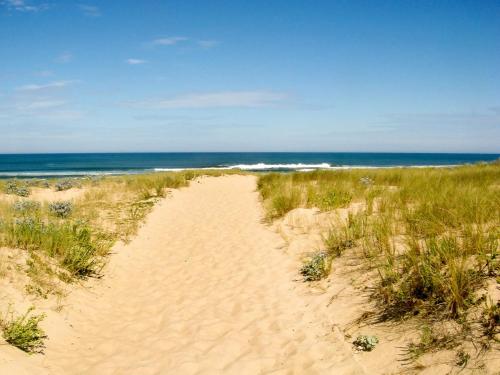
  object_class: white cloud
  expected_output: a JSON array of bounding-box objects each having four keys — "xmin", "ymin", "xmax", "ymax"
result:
[
  {"xmin": 126, "ymin": 58, "xmax": 147, "ymax": 65},
  {"xmin": 55, "ymin": 52, "xmax": 73, "ymax": 63},
  {"xmin": 3, "ymin": 0, "xmax": 48, "ymax": 12},
  {"xmin": 78, "ymin": 4, "xmax": 100, "ymax": 17},
  {"xmin": 16, "ymin": 80, "xmax": 79, "ymax": 91},
  {"xmin": 198, "ymin": 40, "xmax": 219, "ymax": 49},
  {"xmin": 151, "ymin": 37, "xmax": 188, "ymax": 46},
  {"xmin": 125, "ymin": 91, "xmax": 288, "ymax": 109},
  {"xmin": 21, "ymin": 100, "xmax": 66, "ymax": 110}
]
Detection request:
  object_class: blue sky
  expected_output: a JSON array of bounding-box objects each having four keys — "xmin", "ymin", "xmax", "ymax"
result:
[{"xmin": 1, "ymin": 0, "xmax": 499, "ymax": 153}]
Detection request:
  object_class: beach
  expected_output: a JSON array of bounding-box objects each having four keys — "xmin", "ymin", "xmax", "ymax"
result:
[
  {"xmin": 1, "ymin": 175, "xmax": 364, "ymax": 374},
  {"xmin": 0, "ymin": 167, "xmax": 499, "ymax": 374}
]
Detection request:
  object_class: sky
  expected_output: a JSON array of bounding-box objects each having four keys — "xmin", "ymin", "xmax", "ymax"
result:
[{"xmin": 0, "ymin": 0, "xmax": 499, "ymax": 153}]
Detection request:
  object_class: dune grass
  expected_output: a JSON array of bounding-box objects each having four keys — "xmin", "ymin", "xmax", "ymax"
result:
[
  {"xmin": 1, "ymin": 306, "xmax": 46, "ymax": 353},
  {"xmin": 0, "ymin": 169, "xmax": 242, "ymax": 350},
  {"xmin": 258, "ymin": 162, "xmax": 500, "ymax": 354},
  {"xmin": 0, "ymin": 170, "xmax": 238, "ymax": 289}
]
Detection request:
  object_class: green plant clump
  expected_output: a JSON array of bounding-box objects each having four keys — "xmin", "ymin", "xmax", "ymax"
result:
[
  {"xmin": 49, "ymin": 201, "xmax": 73, "ymax": 218},
  {"xmin": 353, "ymin": 335, "xmax": 379, "ymax": 351},
  {"xmin": 300, "ymin": 251, "xmax": 332, "ymax": 281},
  {"xmin": 5, "ymin": 219, "xmax": 101, "ymax": 277},
  {"xmin": 12, "ymin": 200, "xmax": 41, "ymax": 214},
  {"xmin": 1, "ymin": 307, "xmax": 46, "ymax": 353},
  {"xmin": 4, "ymin": 180, "xmax": 30, "ymax": 197},
  {"xmin": 54, "ymin": 179, "xmax": 74, "ymax": 191}
]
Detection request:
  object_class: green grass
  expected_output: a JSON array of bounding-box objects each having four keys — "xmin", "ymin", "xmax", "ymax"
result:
[
  {"xmin": 1, "ymin": 307, "xmax": 46, "ymax": 353},
  {"xmin": 258, "ymin": 162, "xmax": 500, "ymax": 350},
  {"xmin": 0, "ymin": 170, "xmax": 241, "ymax": 291}
]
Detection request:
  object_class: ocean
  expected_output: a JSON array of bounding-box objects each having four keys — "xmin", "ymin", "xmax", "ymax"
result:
[{"xmin": 0, "ymin": 153, "xmax": 498, "ymax": 178}]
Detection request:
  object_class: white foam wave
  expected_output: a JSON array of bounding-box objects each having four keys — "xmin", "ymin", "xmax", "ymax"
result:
[
  {"xmin": 0, "ymin": 163, "xmax": 460, "ymax": 177},
  {"xmin": 154, "ymin": 163, "xmax": 458, "ymax": 172}
]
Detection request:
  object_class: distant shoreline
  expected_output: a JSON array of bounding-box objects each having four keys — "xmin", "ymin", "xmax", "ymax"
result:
[{"xmin": 0, "ymin": 152, "xmax": 498, "ymax": 178}]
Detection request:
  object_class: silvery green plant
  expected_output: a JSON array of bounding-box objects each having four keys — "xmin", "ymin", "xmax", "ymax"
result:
[
  {"xmin": 4, "ymin": 180, "xmax": 31, "ymax": 197},
  {"xmin": 54, "ymin": 179, "xmax": 74, "ymax": 191},
  {"xmin": 49, "ymin": 201, "xmax": 73, "ymax": 218},
  {"xmin": 14, "ymin": 217, "xmax": 39, "ymax": 230},
  {"xmin": 12, "ymin": 200, "xmax": 41, "ymax": 214},
  {"xmin": 300, "ymin": 251, "xmax": 331, "ymax": 281},
  {"xmin": 353, "ymin": 335, "xmax": 379, "ymax": 351}
]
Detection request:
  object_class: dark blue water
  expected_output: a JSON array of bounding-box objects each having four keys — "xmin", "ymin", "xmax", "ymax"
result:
[{"xmin": 0, "ymin": 153, "xmax": 498, "ymax": 178}]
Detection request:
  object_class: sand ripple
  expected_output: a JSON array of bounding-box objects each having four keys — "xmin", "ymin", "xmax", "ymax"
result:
[{"xmin": 40, "ymin": 175, "xmax": 365, "ymax": 374}]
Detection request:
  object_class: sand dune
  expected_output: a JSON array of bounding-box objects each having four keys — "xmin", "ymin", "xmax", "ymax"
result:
[{"xmin": 21, "ymin": 175, "xmax": 365, "ymax": 374}]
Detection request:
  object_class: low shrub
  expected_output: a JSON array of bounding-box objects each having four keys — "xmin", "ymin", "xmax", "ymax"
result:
[
  {"xmin": 4, "ymin": 180, "xmax": 30, "ymax": 197},
  {"xmin": 54, "ymin": 179, "xmax": 74, "ymax": 191},
  {"xmin": 300, "ymin": 251, "xmax": 332, "ymax": 281},
  {"xmin": 12, "ymin": 200, "xmax": 41, "ymax": 214},
  {"xmin": 49, "ymin": 201, "xmax": 73, "ymax": 218}
]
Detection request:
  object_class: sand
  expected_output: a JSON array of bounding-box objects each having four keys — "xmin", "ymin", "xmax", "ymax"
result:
[
  {"xmin": 0, "ymin": 187, "xmax": 85, "ymax": 204},
  {"xmin": 1, "ymin": 175, "xmax": 366, "ymax": 374}
]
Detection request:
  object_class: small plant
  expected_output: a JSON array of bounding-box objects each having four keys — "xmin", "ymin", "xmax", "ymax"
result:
[
  {"xmin": 353, "ymin": 335, "xmax": 379, "ymax": 351},
  {"xmin": 359, "ymin": 176, "xmax": 374, "ymax": 186},
  {"xmin": 455, "ymin": 349, "xmax": 470, "ymax": 368},
  {"xmin": 54, "ymin": 179, "xmax": 74, "ymax": 191},
  {"xmin": 406, "ymin": 325, "xmax": 457, "ymax": 359},
  {"xmin": 317, "ymin": 189, "xmax": 352, "ymax": 210},
  {"xmin": 12, "ymin": 200, "xmax": 41, "ymax": 214},
  {"xmin": 324, "ymin": 229, "xmax": 354, "ymax": 257},
  {"xmin": 4, "ymin": 180, "xmax": 30, "ymax": 197},
  {"xmin": 1, "ymin": 307, "xmax": 46, "ymax": 353},
  {"xmin": 270, "ymin": 189, "xmax": 301, "ymax": 218},
  {"xmin": 482, "ymin": 298, "xmax": 500, "ymax": 338},
  {"xmin": 300, "ymin": 251, "xmax": 332, "ymax": 281},
  {"xmin": 62, "ymin": 242, "xmax": 99, "ymax": 277},
  {"xmin": 49, "ymin": 201, "xmax": 73, "ymax": 218},
  {"xmin": 14, "ymin": 217, "xmax": 39, "ymax": 230}
]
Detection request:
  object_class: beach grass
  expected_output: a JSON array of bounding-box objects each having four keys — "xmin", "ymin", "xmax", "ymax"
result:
[
  {"xmin": 0, "ymin": 170, "xmax": 240, "ymax": 292},
  {"xmin": 258, "ymin": 161, "xmax": 500, "ymax": 352},
  {"xmin": 1, "ymin": 306, "xmax": 46, "ymax": 353}
]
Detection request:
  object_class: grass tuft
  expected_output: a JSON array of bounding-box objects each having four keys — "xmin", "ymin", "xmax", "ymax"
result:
[{"xmin": 1, "ymin": 307, "xmax": 46, "ymax": 353}]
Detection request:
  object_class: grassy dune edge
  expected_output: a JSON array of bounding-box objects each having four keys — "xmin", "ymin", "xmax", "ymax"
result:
[
  {"xmin": 258, "ymin": 162, "xmax": 500, "ymax": 368},
  {"xmin": 0, "ymin": 170, "xmax": 238, "ymax": 352}
]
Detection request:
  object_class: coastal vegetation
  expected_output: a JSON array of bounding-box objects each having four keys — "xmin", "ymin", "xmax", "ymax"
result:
[
  {"xmin": 258, "ymin": 162, "xmax": 500, "ymax": 360},
  {"xmin": 0, "ymin": 170, "xmax": 236, "ymax": 350},
  {"xmin": 0, "ymin": 171, "xmax": 236, "ymax": 286},
  {"xmin": 1, "ymin": 306, "xmax": 46, "ymax": 353}
]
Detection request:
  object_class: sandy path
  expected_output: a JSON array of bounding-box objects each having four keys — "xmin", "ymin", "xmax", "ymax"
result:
[{"xmin": 41, "ymin": 175, "xmax": 364, "ymax": 374}]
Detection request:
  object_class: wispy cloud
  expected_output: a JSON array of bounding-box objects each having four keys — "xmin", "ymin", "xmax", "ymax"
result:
[
  {"xmin": 126, "ymin": 58, "xmax": 147, "ymax": 65},
  {"xmin": 2, "ymin": 0, "xmax": 49, "ymax": 12},
  {"xmin": 198, "ymin": 40, "xmax": 219, "ymax": 49},
  {"xmin": 151, "ymin": 36, "xmax": 188, "ymax": 46},
  {"xmin": 78, "ymin": 4, "xmax": 100, "ymax": 17},
  {"xmin": 16, "ymin": 80, "xmax": 79, "ymax": 91},
  {"xmin": 124, "ymin": 91, "xmax": 288, "ymax": 109},
  {"xmin": 21, "ymin": 100, "xmax": 66, "ymax": 110},
  {"xmin": 55, "ymin": 52, "xmax": 73, "ymax": 63}
]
